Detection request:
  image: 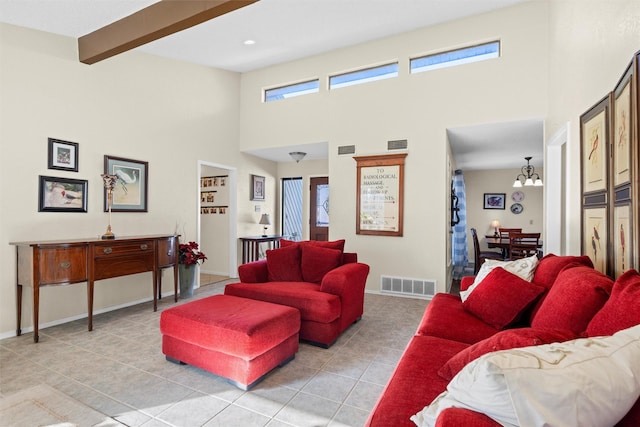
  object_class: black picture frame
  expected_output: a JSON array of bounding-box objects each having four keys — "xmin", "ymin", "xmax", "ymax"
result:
[
  {"xmin": 483, "ymin": 193, "xmax": 506, "ymax": 210},
  {"xmin": 48, "ymin": 138, "xmax": 79, "ymax": 172},
  {"xmin": 38, "ymin": 175, "xmax": 88, "ymax": 212},
  {"xmin": 251, "ymin": 175, "xmax": 265, "ymax": 201},
  {"xmin": 104, "ymin": 155, "xmax": 148, "ymax": 212}
]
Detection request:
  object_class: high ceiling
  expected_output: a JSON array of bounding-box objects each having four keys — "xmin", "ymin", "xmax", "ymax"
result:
[{"xmin": 0, "ymin": 0, "xmax": 541, "ymax": 168}]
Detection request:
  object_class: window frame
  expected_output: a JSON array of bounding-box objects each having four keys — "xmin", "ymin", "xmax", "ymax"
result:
[{"xmin": 410, "ymin": 40, "xmax": 500, "ymax": 74}]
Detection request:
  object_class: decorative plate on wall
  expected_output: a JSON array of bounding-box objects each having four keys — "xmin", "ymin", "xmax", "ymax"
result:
[
  {"xmin": 510, "ymin": 203, "xmax": 524, "ymax": 214},
  {"xmin": 511, "ymin": 191, "xmax": 525, "ymax": 202}
]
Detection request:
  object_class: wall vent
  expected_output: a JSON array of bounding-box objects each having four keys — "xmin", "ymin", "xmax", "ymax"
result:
[
  {"xmin": 338, "ymin": 145, "xmax": 356, "ymax": 155},
  {"xmin": 381, "ymin": 275, "xmax": 435, "ymax": 299},
  {"xmin": 387, "ymin": 139, "xmax": 408, "ymax": 150}
]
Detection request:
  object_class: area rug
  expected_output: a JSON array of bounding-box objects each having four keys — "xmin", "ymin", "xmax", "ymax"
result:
[{"xmin": 0, "ymin": 384, "xmax": 123, "ymax": 427}]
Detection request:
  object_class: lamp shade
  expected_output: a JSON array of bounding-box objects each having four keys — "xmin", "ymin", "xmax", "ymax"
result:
[
  {"xmin": 491, "ymin": 220, "xmax": 501, "ymax": 229},
  {"xmin": 289, "ymin": 151, "xmax": 306, "ymax": 162},
  {"xmin": 259, "ymin": 213, "xmax": 270, "ymax": 225}
]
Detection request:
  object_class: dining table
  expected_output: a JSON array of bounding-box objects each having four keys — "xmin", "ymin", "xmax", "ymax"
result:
[{"xmin": 485, "ymin": 235, "xmax": 543, "ymax": 259}]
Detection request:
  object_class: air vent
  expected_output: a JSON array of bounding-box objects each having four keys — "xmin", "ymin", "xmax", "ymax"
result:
[
  {"xmin": 387, "ymin": 139, "xmax": 408, "ymax": 150},
  {"xmin": 381, "ymin": 275, "xmax": 435, "ymax": 299},
  {"xmin": 338, "ymin": 145, "xmax": 356, "ymax": 155}
]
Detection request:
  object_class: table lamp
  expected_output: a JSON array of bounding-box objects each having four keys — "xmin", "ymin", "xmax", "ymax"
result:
[
  {"xmin": 491, "ymin": 220, "xmax": 500, "ymax": 237},
  {"xmin": 101, "ymin": 174, "xmax": 118, "ymax": 239},
  {"xmin": 259, "ymin": 213, "xmax": 270, "ymax": 237}
]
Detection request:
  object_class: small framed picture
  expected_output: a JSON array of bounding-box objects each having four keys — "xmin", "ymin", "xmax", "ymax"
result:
[
  {"xmin": 251, "ymin": 175, "xmax": 265, "ymax": 201},
  {"xmin": 483, "ymin": 193, "xmax": 506, "ymax": 210},
  {"xmin": 104, "ymin": 155, "xmax": 148, "ymax": 212},
  {"xmin": 48, "ymin": 138, "xmax": 79, "ymax": 172},
  {"xmin": 38, "ymin": 175, "xmax": 88, "ymax": 212}
]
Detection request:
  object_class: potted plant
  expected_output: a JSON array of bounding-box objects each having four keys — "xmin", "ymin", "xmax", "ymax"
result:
[{"xmin": 178, "ymin": 241, "xmax": 207, "ymax": 299}]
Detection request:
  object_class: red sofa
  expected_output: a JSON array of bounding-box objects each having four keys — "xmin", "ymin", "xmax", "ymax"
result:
[
  {"xmin": 366, "ymin": 254, "xmax": 640, "ymax": 427},
  {"xmin": 224, "ymin": 239, "xmax": 370, "ymax": 347}
]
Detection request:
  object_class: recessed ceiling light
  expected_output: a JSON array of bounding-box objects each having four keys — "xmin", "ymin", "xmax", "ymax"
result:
[{"xmin": 243, "ymin": 39, "xmax": 256, "ymax": 45}]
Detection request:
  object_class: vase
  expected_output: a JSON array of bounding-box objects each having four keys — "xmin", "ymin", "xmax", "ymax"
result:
[{"xmin": 178, "ymin": 264, "xmax": 196, "ymax": 299}]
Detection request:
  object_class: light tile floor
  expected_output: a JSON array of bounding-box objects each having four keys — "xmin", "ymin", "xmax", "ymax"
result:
[{"xmin": 0, "ymin": 281, "xmax": 430, "ymax": 427}]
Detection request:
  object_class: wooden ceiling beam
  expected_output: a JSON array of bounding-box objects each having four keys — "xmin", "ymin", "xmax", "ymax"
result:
[{"xmin": 78, "ymin": 0, "xmax": 259, "ymax": 65}]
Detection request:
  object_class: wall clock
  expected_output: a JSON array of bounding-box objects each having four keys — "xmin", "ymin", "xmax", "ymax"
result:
[
  {"xmin": 511, "ymin": 191, "xmax": 525, "ymax": 202},
  {"xmin": 510, "ymin": 203, "xmax": 524, "ymax": 214}
]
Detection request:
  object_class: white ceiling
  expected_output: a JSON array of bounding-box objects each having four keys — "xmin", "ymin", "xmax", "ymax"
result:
[
  {"xmin": 448, "ymin": 119, "xmax": 544, "ymax": 171},
  {"xmin": 0, "ymin": 0, "xmax": 541, "ymax": 168}
]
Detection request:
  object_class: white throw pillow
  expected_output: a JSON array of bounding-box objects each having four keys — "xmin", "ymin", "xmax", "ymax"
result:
[
  {"xmin": 460, "ymin": 254, "xmax": 539, "ymax": 302},
  {"xmin": 411, "ymin": 324, "xmax": 640, "ymax": 427}
]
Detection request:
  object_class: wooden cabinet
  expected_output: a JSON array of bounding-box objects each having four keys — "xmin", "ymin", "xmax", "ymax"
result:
[{"xmin": 11, "ymin": 234, "xmax": 179, "ymax": 342}]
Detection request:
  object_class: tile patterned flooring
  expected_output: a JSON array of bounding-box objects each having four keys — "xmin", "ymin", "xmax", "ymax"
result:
[{"xmin": 0, "ymin": 281, "xmax": 430, "ymax": 427}]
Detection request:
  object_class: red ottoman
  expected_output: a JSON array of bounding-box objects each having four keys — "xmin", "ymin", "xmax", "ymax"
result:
[{"xmin": 160, "ymin": 295, "xmax": 300, "ymax": 390}]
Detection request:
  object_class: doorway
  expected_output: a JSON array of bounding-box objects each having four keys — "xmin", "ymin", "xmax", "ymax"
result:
[
  {"xmin": 310, "ymin": 177, "xmax": 329, "ymax": 241},
  {"xmin": 197, "ymin": 160, "xmax": 238, "ymax": 281}
]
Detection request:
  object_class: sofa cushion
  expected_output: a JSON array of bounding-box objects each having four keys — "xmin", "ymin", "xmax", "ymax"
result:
[
  {"xmin": 531, "ymin": 265, "xmax": 613, "ymax": 334},
  {"xmin": 301, "ymin": 244, "xmax": 343, "ymax": 284},
  {"xmin": 462, "ymin": 268, "xmax": 545, "ymax": 330},
  {"xmin": 365, "ymin": 335, "xmax": 469, "ymax": 427},
  {"xmin": 224, "ymin": 281, "xmax": 340, "ymax": 323},
  {"xmin": 587, "ymin": 269, "xmax": 640, "ymax": 337},
  {"xmin": 460, "ymin": 254, "xmax": 538, "ymax": 302},
  {"xmin": 280, "ymin": 238, "xmax": 346, "ymax": 252},
  {"xmin": 437, "ymin": 327, "xmax": 577, "ymax": 381},
  {"xmin": 412, "ymin": 325, "xmax": 640, "ymax": 427},
  {"xmin": 266, "ymin": 245, "xmax": 303, "ymax": 282},
  {"xmin": 532, "ymin": 253, "xmax": 594, "ymax": 289},
  {"xmin": 417, "ymin": 293, "xmax": 500, "ymax": 345}
]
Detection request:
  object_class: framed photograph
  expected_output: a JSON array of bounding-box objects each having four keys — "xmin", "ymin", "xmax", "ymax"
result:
[
  {"xmin": 613, "ymin": 61, "xmax": 633, "ymax": 187},
  {"xmin": 583, "ymin": 206, "xmax": 608, "ymax": 275},
  {"xmin": 251, "ymin": 175, "xmax": 265, "ymax": 201},
  {"xmin": 104, "ymin": 155, "xmax": 148, "ymax": 212},
  {"xmin": 48, "ymin": 138, "xmax": 79, "ymax": 172},
  {"xmin": 580, "ymin": 94, "xmax": 611, "ymax": 194},
  {"xmin": 483, "ymin": 193, "xmax": 506, "ymax": 210},
  {"xmin": 355, "ymin": 153, "xmax": 406, "ymax": 236},
  {"xmin": 38, "ymin": 175, "xmax": 87, "ymax": 212}
]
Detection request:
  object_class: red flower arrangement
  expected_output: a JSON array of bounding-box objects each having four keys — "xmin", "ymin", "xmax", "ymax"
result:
[{"xmin": 178, "ymin": 241, "xmax": 207, "ymax": 266}]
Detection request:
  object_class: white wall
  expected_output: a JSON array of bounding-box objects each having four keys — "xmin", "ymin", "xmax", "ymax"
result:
[
  {"xmin": 545, "ymin": 1, "xmax": 640, "ymax": 255},
  {"xmin": 0, "ymin": 23, "xmax": 246, "ymax": 337},
  {"xmin": 239, "ymin": 1, "xmax": 550, "ymax": 293}
]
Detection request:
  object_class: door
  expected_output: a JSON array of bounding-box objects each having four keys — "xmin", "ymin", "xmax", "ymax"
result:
[{"xmin": 310, "ymin": 177, "xmax": 329, "ymax": 241}]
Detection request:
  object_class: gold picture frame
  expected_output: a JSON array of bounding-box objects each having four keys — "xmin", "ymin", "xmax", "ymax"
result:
[{"xmin": 354, "ymin": 153, "xmax": 407, "ymax": 236}]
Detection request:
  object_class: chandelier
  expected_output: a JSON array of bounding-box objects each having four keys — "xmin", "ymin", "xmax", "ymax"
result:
[{"xmin": 513, "ymin": 156, "xmax": 543, "ymax": 187}]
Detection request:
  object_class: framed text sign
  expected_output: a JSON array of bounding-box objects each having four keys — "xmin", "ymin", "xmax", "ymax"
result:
[{"xmin": 355, "ymin": 153, "xmax": 407, "ymax": 236}]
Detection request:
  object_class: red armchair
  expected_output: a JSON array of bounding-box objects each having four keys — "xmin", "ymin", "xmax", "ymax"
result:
[{"xmin": 225, "ymin": 241, "xmax": 370, "ymax": 347}]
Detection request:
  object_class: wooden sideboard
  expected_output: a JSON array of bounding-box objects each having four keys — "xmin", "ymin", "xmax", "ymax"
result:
[{"xmin": 10, "ymin": 234, "xmax": 179, "ymax": 342}]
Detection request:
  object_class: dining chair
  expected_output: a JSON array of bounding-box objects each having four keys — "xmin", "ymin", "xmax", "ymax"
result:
[
  {"xmin": 508, "ymin": 232, "xmax": 541, "ymax": 260},
  {"xmin": 498, "ymin": 227, "xmax": 522, "ymax": 238},
  {"xmin": 470, "ymin": 228, "xmax": 503, "ymax": 274}
]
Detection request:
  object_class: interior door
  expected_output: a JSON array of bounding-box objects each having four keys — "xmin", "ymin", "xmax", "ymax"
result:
[{"xmin": 310, "ymin": 177, "xmax": 329, "ymax": 241}]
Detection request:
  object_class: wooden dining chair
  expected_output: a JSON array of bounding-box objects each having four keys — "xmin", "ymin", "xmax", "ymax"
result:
[
  {"xmin": 508, "ymin": 232, "xmax": 541, "ymax": 260},
  {"xmin": 470, "ymin": 228, "xmax": 503, "ymax": 274},
  {"xmin": 498, "ymin": 228, "xmax": 522, "ymax": 238}
]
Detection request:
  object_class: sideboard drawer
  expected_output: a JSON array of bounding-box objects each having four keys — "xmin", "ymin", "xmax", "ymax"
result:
[
  {"xmin": 157, "ymin": 237, "xmax": 177, "ymax": 267},
  {"xmin": 93, "ymin": 240, "xmax": 154, "ymax": 258},
  {"xmin": 38, "ymin": 246, "xmax": 87, "ymax": 285}
]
